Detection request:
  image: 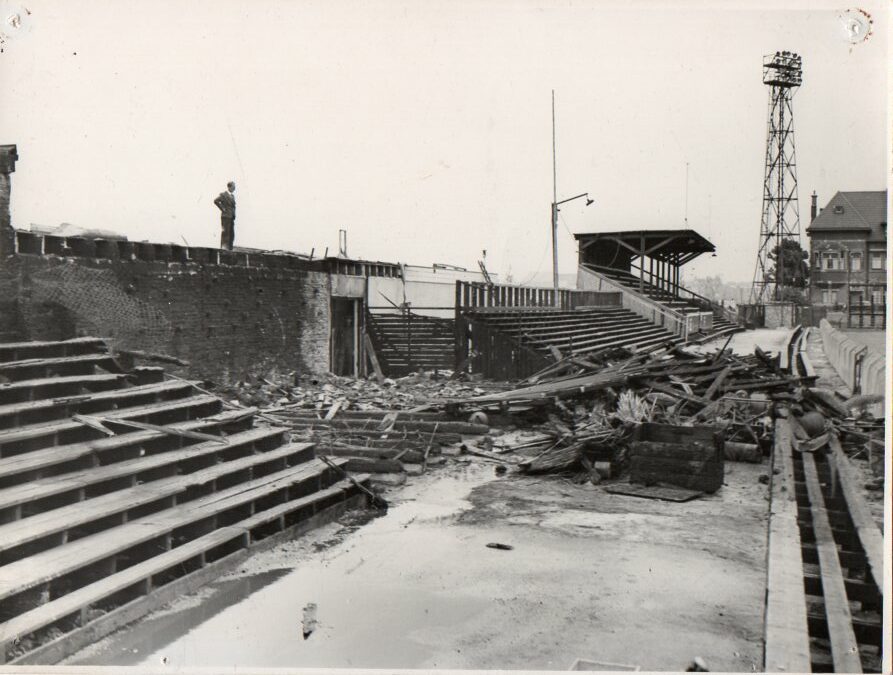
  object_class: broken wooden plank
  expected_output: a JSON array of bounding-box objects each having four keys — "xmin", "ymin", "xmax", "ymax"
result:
[
  {"xmin": 363, "ymin": 332, "xmax": 385, "ymax": 384},
  {"xmin": 93, "ymin": 416, "xmax": 230, "ymax": 444},
  {"xmin": 702, "ymin": 366, "xmax": 732, "ymax": 401}
]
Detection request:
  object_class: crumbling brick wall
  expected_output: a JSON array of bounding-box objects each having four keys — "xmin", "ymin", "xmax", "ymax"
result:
[{"xmin": 0, "ymin": 242, "xmax": 331, "ymax": 383}]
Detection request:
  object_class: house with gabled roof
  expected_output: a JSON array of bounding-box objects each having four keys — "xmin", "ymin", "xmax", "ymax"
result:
[{"xmin": 806, "ymin": 190, "xmax": 887, "ymax": 325}]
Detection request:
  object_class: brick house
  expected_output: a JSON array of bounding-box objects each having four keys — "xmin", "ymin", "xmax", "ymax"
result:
[{"xmin": 806, "ymin": 190, "xmax": 887, "ymax": 324}]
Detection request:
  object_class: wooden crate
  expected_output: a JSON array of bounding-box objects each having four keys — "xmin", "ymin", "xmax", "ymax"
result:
[{"xmin": 629, "ymin": 422, "xmax": 724, "ymax": 493}]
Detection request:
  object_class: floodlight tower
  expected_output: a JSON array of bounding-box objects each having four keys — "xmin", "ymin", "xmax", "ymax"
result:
[{"xmin": 750, "ymin": 51, "xmax": 803, "ymax": 304}]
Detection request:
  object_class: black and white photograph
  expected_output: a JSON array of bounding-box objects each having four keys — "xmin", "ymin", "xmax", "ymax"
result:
[{"xmin": 0, "ymin": 1, "xmax": 889, "ymax": 672}]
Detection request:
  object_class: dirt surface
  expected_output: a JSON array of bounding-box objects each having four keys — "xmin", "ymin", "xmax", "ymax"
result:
[{"xmin": 68, "ymin": 457, "xmax": 770, "ymax": 672}]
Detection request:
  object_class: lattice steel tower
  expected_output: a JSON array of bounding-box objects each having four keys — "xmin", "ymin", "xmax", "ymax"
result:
[{"xmin": 750, "ymin": 51, "xmax": 803, "ymax": 303}]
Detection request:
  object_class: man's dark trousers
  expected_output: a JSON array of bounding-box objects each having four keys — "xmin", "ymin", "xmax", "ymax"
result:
[{"xmin": 221, "ymin": 217, "xmax": 235, "ymax": 250}]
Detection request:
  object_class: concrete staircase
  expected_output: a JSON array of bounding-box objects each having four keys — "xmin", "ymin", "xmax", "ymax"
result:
[
  {"xmin": 0, "ymin": 337, "xmax": 370, "ymax": 665},
  {"xmin": 366, "ymin": 312, "xmax": 454, "ymax": 376},
  {"xmin": 585, "ymin": 266, "xmax": 741, "ymax": 340}
]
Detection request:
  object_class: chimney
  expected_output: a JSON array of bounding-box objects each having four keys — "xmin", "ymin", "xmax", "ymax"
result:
[{"xmin": 810, "ymin": 191, "xmax": 818, "ymax": 223}]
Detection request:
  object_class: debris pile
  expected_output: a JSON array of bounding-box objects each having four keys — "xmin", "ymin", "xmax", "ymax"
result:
[
  {"xmin": 219, "ymin": 370, "xmax": 507, "ymax": 411},
  {"xmin": 444, "ymin": 338, "xmax": 822, "ymax": 490}
]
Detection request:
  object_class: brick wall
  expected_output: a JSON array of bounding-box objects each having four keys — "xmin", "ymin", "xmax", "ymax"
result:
[{"xmin": 0, "ymin": 235, "xmax": 332, "ymax": 383}]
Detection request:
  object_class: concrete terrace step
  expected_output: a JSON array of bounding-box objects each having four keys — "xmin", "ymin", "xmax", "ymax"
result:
[
  {"xmin": 0, "ymin": 425, "xmax": 289, "ymax": 521},
  {"xmin": 493, "ymin": 316, "xmax": 652, "ymax": 340},
  {"xmin": 0, "ymin": 395, "xmax": 223, "ymax": 458},
  {"xmin": 0, "ymin": 380, "xmax": 198, "ymax": 430},
  {"xmin": 0, "ymin": 354, "xmax": 121, "ymax": 384},
  {"xmin": 0, "ymin": 338, "xmax": 108, "ymax": 365},
  {"xmin": 0, "ymin": 439, "xmax": 315, "ymax": 561},
  {"xmin": 0, "ymin": 474, "xmax": 369, "ymax": 665},
  {"xmin": 480, "ymin": 318, "xmax": 647, "ymax": 335},
  {"xmin": 0, "ymin": 374, "xmax": 130, "ymax": 407},
  {"xmin": 0, "ymin": 408, "xmax": 257, "ymax": 488},
  {"xmin": 0, "ymin": 457, "xmax": 347, "ymax": 610},
  {"xmin": 532, "ymin": 326, "xmax": 673, "ymax": 353},
  {"xmin": 573, "ymin": 332, "xmax": 682, "ymax": 356},
  {"xmin": 473, "ymin": 314, "xmax": 639, "ymax": 331}
]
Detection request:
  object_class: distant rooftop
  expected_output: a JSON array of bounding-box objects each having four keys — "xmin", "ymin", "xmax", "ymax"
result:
[{"xmin": 807, "ymin": 191, "xmax": 887, "ymax": 242}]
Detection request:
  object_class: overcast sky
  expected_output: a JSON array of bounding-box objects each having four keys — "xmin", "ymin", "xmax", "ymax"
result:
[{"xmin": 0, "ymin": 0, "xmax": 887, "ymax": 283}]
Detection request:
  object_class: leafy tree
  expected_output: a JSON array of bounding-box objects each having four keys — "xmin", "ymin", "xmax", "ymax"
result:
[{"xmin": 767, "ymin": 239, "xmax": 809, "ymax": 289}]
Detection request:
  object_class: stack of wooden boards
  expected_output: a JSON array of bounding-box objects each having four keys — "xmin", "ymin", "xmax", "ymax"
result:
[
  {"xmin": 261, "ymin": 405, "xmax": 490, "ymax": 482},
  {"xmin": 0, "ymin": 337, "xmax": 371, "ymax": 665}
]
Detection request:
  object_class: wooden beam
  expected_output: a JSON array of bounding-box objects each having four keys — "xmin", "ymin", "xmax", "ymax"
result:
[
  {"xmin": 643, "ymin": 236, "xmax": 676, "ymax": 256},
  {"xmin": 605, "ymin": 236, "xmax": 641, "ymax": 255},
  {"xmin": 801, "ymin": 451, "xmax": 863, "ymax": 673},
  {"xmin": 363, "ymin": 333, "xmax": 385, "ymax": 383},
  {"xmin": 827, "ymin": 433, "xmax": 884, "ymax": 593},
  {"xmin": 763, "ymin": 417, "xmax": 812, "ymax": 673}
]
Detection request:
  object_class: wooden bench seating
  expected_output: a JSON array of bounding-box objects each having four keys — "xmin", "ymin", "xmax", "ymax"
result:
[
  {"xmin": 0, "ymin": 394, "xmax": 223, "ymax": 457},
  {"xmin": 0, "ymin": 474, "xmax": 369, "ymax": 664},
  {"xmin": 0, "ymin": 425, "xmax": 289, "ymax": 519},
  {"xmin": 0, "ymin": 374, "xmax": 128, "ymax": 406},
  {"xmin": 0, "ymin": 438, "xmax": 315, "ymax": 559},
  {"xmin": 0, "ymin": 354, "xmax": 120, "ymax": 383},
  {"xmin": 0, "ymin": 338, "xmax": 108, "ymax": 363},
  {"xmin": 0, "ymin": 408, "xmax": 256, "ymax": 487},
  {"xmin": 0, "ymin": 457, "xmax": 347, "ymax": 609},
  {"xmin": 0, "ymin": 379, "xmax": 198, "ymax": 430}
]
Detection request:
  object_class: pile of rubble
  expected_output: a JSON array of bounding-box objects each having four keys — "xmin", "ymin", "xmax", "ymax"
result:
[
  {"xmin": 445, "ymin": 336, "xmax": 884, "ymax": 496},
  {"xmin": 218, "ymin": 370, "xmax": 506, "ymax": 411},
  {"xmin": 207, "ymin": 336, "xmax": 883, "ymax": 497}
]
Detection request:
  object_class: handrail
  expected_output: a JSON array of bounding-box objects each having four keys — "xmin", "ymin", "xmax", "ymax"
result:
[
  {"xmin": 590, "ymin": 262, "xmax": 718, "ymax": 312},
  {"xmin": 579, "ymin": 265, "xmax": 693, "ymax": 340}
]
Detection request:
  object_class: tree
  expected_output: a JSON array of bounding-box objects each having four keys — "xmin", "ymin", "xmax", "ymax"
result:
[{"xmin": 767, "ymin": 239, "xmax": 809, "ymax": 289}]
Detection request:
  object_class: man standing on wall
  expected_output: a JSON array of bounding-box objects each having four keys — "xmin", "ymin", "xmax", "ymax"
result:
[{"xmin": 213, "ymin": 181, "xmax": 236, "ymax": 250}]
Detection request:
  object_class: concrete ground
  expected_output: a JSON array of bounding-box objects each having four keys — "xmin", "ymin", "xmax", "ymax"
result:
[
  {"xmin": 68, "ymin": 459, "xmax": 770, "ymax": 671},
  {"xmin": 695, "ymin": 328, "xmax": 792, "ymax": 357},
  {"xmin": 841, "ymin": 329, "xmax": 888, "ymax": 358}
]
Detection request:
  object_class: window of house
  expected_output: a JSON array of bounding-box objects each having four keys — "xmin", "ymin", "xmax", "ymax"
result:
[
  {"xmin": 871, "ymin": 289, "xmax": 886, "ymax": 306},
  {"xmin": 870, "ymin": 252, "xmax": 886, "ymax": 270},
  {"xmin": 814, "ymin": 251, "xmax": 821, "ymax": 267},
  {"xmin": 821, "ymin": 289, "xmax": 835, "ymax": 305},
  {"xmin": 850, "ymin": 252, "xmax": 862, "ymax": 271},
  {"xmin": 823, "ymin": 252, "xmax": 839, "ymax": 271}
]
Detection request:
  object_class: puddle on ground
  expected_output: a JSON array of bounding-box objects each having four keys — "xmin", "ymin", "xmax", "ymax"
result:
[{"xmin": 68, "ymin": 463, "xmax": 497, "ymax": 669}]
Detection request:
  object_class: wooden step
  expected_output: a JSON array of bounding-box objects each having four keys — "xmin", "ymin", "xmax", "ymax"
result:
[
  {"xmin": 0, "ymin": 439, "xmax": 314, "ymax": 561},
  {"xmin": 0, "ymin": 425, "xmax": 289, "ymax": 523},
  {"xmin": 0, "ymin": 408, "xmax": 257, "ymax": 488},
  {"xmin": 0, "ymin": 380, "xmax": 197, "ymax": 430},
  {"xmin": 0, "ymin": 338, "xmax": 107, "ymax": 365},
  {"xmin": 0, "ymin": 374, "xmax": 129, "ymax": 406},
  {"xmin": 0, "ymin": 457, "xmax": 346, "ymax": 610},
  {"xmin": 0, "ymin": 395, "xmax": 223, "ymax": 458},
  {"xmin": 0, "ymin": 354, "xmax": 120, "ymax": 384},
  {"xmin": 0, "ymin": 474, "xmax": 369, "ymax": 664}
]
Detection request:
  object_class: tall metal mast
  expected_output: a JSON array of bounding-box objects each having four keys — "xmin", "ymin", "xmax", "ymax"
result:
[{"xmin": 750, "ymin": 51, "xmax": 803, "ymax": 304}]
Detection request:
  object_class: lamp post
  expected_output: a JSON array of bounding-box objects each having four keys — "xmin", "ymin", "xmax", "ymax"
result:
[{"xmin": 551, "ymin": 91, "xmax": 594, "ymax": 306}]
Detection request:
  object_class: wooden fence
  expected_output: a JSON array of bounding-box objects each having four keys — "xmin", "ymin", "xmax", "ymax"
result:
[{"xmin": 455, "ymin": 280, "xmax": 621, "ymax": 311}]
